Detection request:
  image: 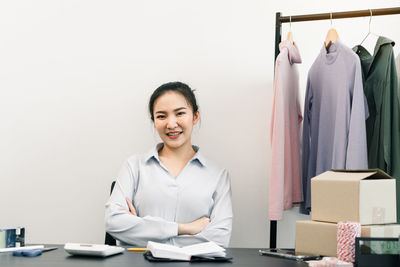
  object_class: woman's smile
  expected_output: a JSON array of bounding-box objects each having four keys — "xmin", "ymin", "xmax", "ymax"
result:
[{"xmin": 166, "ymin": 131, "xmax": 183, "ymax": 139}]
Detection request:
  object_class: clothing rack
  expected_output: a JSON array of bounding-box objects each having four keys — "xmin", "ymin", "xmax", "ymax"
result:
[{"xmin": 271, "ymin": 6, "xmax": 400, "ymax": 249}]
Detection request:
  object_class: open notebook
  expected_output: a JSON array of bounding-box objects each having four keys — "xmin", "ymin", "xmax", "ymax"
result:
[{"xmin": 146, "ymin": 241, "xmax": 228, "ymax": 261}]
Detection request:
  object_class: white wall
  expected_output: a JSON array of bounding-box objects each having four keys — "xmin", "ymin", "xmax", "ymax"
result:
[{"xmin": 1, "ymin": 0, "xmax": 399, "ymax": 248}]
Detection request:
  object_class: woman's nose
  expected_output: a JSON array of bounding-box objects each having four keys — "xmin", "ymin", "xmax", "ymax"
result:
[{"xmin": 167, "ymin": 116, "xmax": 178, "ymax": 128}]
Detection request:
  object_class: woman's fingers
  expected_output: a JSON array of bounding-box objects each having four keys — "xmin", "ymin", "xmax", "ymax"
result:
[{"xmin": 125, "ymin": 197, "xmax": 137, "ymax": 216}]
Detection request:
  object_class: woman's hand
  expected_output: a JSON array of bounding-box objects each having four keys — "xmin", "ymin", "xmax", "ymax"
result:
[
  {"xmin": 178, "ymin": 217, "xmax": 210, "ymax": 235},
  {"xmin": 123, "ymin": 197, "xmax": 137, "ymax": 216}
]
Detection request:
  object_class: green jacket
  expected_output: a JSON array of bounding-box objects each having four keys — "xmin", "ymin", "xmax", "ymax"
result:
[{"xmin": 353, "ymin": 36, "xmax": 400, "ymax": 223}]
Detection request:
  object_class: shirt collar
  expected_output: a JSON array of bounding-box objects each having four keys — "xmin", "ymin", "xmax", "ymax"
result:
[
  {"xmin": 373, "ymin": 36, "xmax": 395, "ymax": 55},
  {"xmin": 321, "ymin": 38, "xmax": 342, "ymax": 65},
  {"xmin": 352, "ymin": 36, "xmax": 395, "ymax": 76},
  {"xmin": 145, "ymin": 143, "xmax": 206, "ymax": 167},
  {"xmin": 353, "ymin": 36, "xmax": 394, "ymax": 58},
  {"xmin": 279, "ymin": 40, "xmax": 302, "ymax": 64}
]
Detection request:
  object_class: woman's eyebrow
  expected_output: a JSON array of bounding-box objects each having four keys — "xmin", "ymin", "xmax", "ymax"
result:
[{"xmin": 155, "ymin": 107, "xmax": 187, "ymax": 114}]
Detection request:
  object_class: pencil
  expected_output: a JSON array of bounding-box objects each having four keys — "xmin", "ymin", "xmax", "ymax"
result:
[{"xmin": 127, "ymin": 248, "xmax": 148, "ymax": 252}]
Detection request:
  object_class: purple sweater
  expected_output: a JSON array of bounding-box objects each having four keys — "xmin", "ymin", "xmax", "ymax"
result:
[{"xmin": 300, "ymin": 39, "xmax": 369, "ymax": 214}]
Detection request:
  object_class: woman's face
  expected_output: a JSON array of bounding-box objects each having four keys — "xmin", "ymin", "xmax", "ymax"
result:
[{"xmin": 153, "ymin": 91, "xmax": 199, "ymax": 150}]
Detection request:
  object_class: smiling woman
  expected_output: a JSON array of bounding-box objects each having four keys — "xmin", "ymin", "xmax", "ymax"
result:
[
  {"xmin": 105, "ymin": 82, "xmax": 233, "ymax": 248},
  {"xmin": 150, "ymin": 83, "xmax": 200, "ymax": 163}
]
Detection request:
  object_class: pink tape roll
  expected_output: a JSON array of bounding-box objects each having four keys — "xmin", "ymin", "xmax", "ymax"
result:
[
  {"xmin": 337, "ymin": 221, "xmax": 361, "ymax": 263},
  {"xmin": 307, "ymin": 257, "xmax": 353, "ymax": 266}
]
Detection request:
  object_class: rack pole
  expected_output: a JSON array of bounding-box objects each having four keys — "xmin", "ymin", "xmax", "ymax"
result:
[
  {"xmin": 275, "ymin": 12, "xmax": 282, "ymax": 60},
  {"xmin": 270, "ymin": 11, "xmax": 282, "ymax": 250},
  {"xmin": 270, "ymin": 6, "xmax": 400, "ymax": 249},
  {"xmin": 279, "ymin": 7, "xmax": 400, "ymax": 23}
]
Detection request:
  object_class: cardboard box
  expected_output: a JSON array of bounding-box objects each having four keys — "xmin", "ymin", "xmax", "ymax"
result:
[
  {"xmin": 311, "ymin": 169, "xmax": 397, "ymax": 225},
  {"xmin": 296, "ymin": 220, "xmax": 338, "ymax": 257},
  {"xmin": 361, "ymin": 223, "xmax": 400, "ymax": 237},
  {"xmin": 295, "ymin": 220, "xmax": 400, "ymax": 257}
]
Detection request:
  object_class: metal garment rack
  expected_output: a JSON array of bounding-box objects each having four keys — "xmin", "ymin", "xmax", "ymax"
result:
[{"xmin": 271, "ymin": 6, "xmax": 400, "ymax": 249}]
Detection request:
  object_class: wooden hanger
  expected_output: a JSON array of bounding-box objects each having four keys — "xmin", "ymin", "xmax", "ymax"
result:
[
  {"xmin": 325, "ymin": 13, "xmax": 339, "ymax": 50},
  {"xmin": 286, "ymin": 31, "xmax": 292, "ymax": 41},
  {"xmin": 286, "ymin": 16, "xmax": 293, "ymax": 43}
]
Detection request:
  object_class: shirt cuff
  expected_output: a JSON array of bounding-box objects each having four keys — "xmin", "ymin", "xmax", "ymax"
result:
[{"xmin": 164, "ymin": 221, "xmax": 179, "ymax": 238}]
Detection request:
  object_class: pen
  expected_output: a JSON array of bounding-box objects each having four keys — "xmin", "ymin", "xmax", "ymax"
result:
[{"xmin": 127, "ymin": 248, "xmax": 148, "ymax": 252}]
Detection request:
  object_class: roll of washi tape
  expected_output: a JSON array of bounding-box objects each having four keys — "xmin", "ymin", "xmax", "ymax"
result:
[
  {"xmin": 322, "ymin": 257, "xmax": 352, "ymax": 266},
  {"xmin": 337, "ymin": 221, "xmax": 361, "ymax": 263},
  {"xmin": 307, "ymin": 257, "xmax": 353, "ymax": 266}
]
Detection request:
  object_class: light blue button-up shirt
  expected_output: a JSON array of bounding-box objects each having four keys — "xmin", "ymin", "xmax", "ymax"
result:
[{"xmin": 105, "ymin": 143, "xmax": 233, "ymax": 247}]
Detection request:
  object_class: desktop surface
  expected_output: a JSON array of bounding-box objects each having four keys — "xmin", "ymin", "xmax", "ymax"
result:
[{"xmin": 0, "ymin": 245, "xmax": 307, "ymax": 267}]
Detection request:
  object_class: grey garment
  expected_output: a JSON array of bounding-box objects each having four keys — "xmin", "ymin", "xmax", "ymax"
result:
[
  {"xmin": 105, "ymin": 143, "xmax": 233, "ymax": 247},
  {"xmin": 396, "ymin": 53, "xmax": 400, "ymax": 105},
  {"xmin": 300, "ymin": 39, "xmax": 369, "ymax": 214}
]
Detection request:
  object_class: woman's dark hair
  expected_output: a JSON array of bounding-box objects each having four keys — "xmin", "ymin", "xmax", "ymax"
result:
[{"xmin": 149, "ymin": 82, "xmax": 199, "ymax": 121}]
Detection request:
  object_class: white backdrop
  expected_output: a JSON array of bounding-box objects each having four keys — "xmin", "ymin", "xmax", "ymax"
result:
[{"xmin": 1, "ymin": 0, "xmax": 399, "ymax": 248}]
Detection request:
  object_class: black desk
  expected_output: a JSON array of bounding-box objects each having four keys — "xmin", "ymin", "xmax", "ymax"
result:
[{"xmin": 0, "ymin": 245, "xmax": 307, "ymax": 267}]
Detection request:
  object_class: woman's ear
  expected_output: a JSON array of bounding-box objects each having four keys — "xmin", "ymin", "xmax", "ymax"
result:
[{"xmin": 193, "ymin": 110, "xmax": 200, "ymax": 125}]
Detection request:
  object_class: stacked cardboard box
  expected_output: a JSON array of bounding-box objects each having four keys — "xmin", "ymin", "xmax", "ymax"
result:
[{"xmin": 295, "ymin": 169, "xmax": 398, "ymax": 257}]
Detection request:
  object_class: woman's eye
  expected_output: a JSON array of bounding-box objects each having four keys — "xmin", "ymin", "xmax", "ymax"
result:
[
  {"xmin": 177, "ymin": 112, "xmax": 185, "ymax": 116},
  {"xmin": 156, "ymin": 115, "xmax": 166, "ymax": 119}
]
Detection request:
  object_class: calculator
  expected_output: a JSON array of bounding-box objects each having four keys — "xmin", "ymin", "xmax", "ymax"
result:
[{"xmin": 64, "ymin": 243, "xmax": 124, "ymax": 257}]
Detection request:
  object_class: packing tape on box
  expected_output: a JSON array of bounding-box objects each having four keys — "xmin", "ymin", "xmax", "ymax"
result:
[
  {"xmin": 383, "ymin": 227, "xmax": 394, "ymax": 237},
  {"xmin": 0, "ymin": 227, "xmax": 25, "ymax": 248},
  {"xmin": 337, "ymin": 222, "xmax": 360, "ymax": 263},
  {"xmin": 371, "ymin": 206, "xmax": 385, "ymax": 224}
]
